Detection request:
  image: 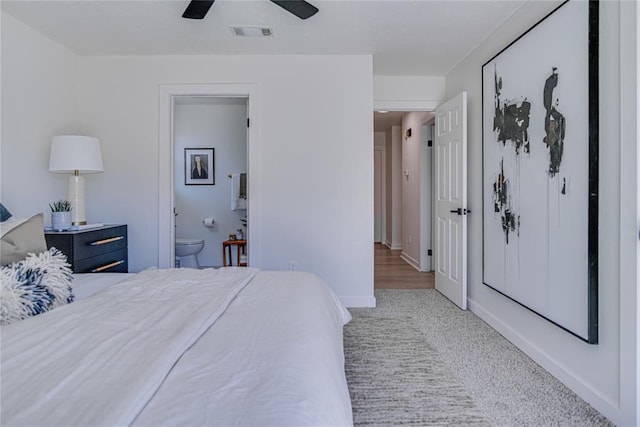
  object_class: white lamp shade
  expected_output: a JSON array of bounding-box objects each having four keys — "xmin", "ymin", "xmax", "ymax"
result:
[{"xmin": 49, "ymin": 135, "xmax": 104, "ymax": 173}]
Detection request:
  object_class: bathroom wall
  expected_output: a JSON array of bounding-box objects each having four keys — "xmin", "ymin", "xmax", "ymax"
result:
[{"xmin": 173, "ymin": 97, "xmax": 247, "ymax": 268}]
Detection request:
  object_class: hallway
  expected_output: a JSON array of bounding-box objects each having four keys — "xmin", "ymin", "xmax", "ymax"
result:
[{"xmin": 374, "ymin": 244, "xmax": 435, "ymax": 289}]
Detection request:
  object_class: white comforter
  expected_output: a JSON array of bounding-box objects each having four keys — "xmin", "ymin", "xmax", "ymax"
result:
[{"xmin": 1, "ymin": 268, "xmax": 353, "ymax": 426}]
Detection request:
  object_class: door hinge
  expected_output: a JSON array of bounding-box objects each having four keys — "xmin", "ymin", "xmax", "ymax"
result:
[
  {"xmin": 427, "ymin": 249, "xmax": 432, "ymax": 256},
  {"xmin": 247, "ymin": 118, "xmax": 250, "ymax": 128},
  {"xmin": 427, "ymin": 140, "xmax": 433, "ymax": 147}
]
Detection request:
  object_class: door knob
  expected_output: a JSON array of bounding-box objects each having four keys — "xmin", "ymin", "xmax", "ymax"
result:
[{"xmin": 449, "ymin": 208, "xmax": 471, "ymax": 215}]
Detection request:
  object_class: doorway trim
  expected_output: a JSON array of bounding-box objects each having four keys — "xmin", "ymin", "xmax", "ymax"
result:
[
  {"xmin": 374, "ymin": 145, "xmax": 386, "ymax": 243},
  {"xmin": 158, "ymin": 83, "xmax": 260, "ymax": 268},
  {"xmin": 420, "ymin": 121, "xmax": 434, "ymax": 272},
  {"xmin": 374, "ymin": 100, "xmax": 437, "ymax": 272},
  {"xmin": 374, "ymin": 100, "xmax": 439, "ymax": 111}
]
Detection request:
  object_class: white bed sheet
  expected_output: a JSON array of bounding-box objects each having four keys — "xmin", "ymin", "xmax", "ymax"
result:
[
  {"xmin": 72, "ymin": 272, "xmax": 134, "ymax": 300},
  {"xmin": 2, "ymin": 267, "xmax": 259, "ymax": 426},
  {"xmin": 134, "ymin": 270, "xmax": 353, "ymax": 426},
  {"xmin": 1, "ymin": 268, "xmax": 353, "ymax": 427}
]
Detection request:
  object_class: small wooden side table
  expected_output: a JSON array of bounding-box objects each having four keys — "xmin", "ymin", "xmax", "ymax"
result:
[{"xmin": 222, "ymin": 239, "xmax": 247, "ymax": 267}]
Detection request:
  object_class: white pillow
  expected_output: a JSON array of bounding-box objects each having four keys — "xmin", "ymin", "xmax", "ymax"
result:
[{"xmin": 0, "ymin": 213, "xmax": 48, "ymax": 266}]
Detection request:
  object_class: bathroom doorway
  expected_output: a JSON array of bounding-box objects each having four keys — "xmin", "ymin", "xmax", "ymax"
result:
[
  {"xmin": 158, "ymin": 83, "xmax": 259, "ymax": 269},
  {"xmin": 172, "ymin": 97, "xmax": 248, "ymax": 268}
]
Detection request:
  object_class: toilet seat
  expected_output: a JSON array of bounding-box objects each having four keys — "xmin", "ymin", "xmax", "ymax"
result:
[
  {"xmin": 175, "ymin": 238, "xmax": 205, "ymax": 268},
  {"xmin": 176, "ymin": 238, "xmax": 205, "ymax": 246}
]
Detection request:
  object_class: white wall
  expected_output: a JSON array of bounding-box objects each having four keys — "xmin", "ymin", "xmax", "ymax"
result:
[
  {"xmin": 0, "ymin": 13, "xmax": 375, "ymax": 306},
  {"xmin": 0, "ymin": 13, "xmax": 79, "ymax": 220},
  {"xmin": 445, "ymin": 1, "xmax": 638, "ymax": 424},
  {"xmin": 76, "ymin": 55, "xmax": 374, "ymax": 306},
  {"xmin": 618, "ymin": 2, "xmax": 639, "ymax": 424},
  {"xmin": 374, "ymin": 75, "xmax": 445, "ymax": 110},
  {"xmin": 173, "ymin": 98, "xmax": 247, "ymax": 268},
  {"xmin": 373, "ymin": 131, "xmax": 385, "ymax": 148}
]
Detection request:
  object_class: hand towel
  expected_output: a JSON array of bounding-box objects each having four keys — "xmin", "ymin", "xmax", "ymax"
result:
[{"xmin": 231, "ymin": 173, "xmax": 247, "ymax": 211}]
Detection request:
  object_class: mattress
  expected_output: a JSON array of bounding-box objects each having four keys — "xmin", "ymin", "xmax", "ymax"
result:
[{"xmin": 1, "ymin": 267, "xmax": 353, "ymax": 426}]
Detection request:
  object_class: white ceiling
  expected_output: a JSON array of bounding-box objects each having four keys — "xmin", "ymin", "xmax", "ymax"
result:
[
  {"xmin": 2, "ymin": 0, "xmax": 526, "ymax": 133},
  {"xmin": 373, "ymin": 111, "xmax": 405, "ymax": 132},
  {"xmin": 1, "ymin": 0, "xmax": 526, "ymax": 76}
]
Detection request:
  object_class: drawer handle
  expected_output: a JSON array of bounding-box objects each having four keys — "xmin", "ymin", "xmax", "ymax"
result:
[
  {"xmin": 89, "ymin": 236, "xmax": 124, "ymax": 246},
  {"xmin": 91, "ymin": 260, "xmax": 125, "ymax": 273}
]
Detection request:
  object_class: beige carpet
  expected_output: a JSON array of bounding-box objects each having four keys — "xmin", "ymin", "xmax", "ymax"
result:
[
  {"xmin": 344, "ymin": 313, "xmax": 489, "ymax": 426},
  {"xmin": 344, "ymin": 290, "xmax": 612, "ymax": 427}
]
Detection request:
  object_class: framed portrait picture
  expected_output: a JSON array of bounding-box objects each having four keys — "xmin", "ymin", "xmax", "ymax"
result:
[
  {"xmin": 185, "ymin": 148, "xmax": 215, "ymax": 185},
  {"xmin": 481, "ymin": 0, "xmax": 598, "ymax": 343}
]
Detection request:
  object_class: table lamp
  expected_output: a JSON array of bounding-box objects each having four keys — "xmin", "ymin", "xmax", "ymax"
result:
[{"xmin": 49, "ymin": 135, "xmax": 104, "ymax": 226}]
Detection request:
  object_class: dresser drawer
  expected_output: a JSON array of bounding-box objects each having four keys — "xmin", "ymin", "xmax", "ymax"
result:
[
  {"xmin": 72, "ymin": 226, "xmax": 127, "ymax": 261},
  {"xmin": 75, "ymin": 248, "xmax": 128, "ymax": 273},
  {"xmin": 45, "ymin": 225, "xmax": 128, "ymax": 274}
]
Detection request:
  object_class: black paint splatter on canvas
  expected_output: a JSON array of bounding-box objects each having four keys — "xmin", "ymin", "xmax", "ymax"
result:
[
  {"xmin": 543, "ymin": 68, "xmax": 566, "ymax": 177},
  {"xmin": 493, "ymin": 67, "xmax": 532, "ymax": 155},
  {"xmin": 489, "ymin": 66, "xmax": 570, "ymax": 244},
  {"xmin": 492, "ymin": 158, "xmax": 519, "ymax": 244}
]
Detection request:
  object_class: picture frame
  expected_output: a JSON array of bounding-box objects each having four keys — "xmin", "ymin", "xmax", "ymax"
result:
[
  {"xmin": 185, "ymin": 148, "xmax": 215, "ymax": 186},
  {"xmin": 481, "ymin": 0, "xmax": 598, "ymax": 343}
]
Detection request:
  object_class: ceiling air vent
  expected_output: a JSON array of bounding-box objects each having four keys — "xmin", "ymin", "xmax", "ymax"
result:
[{"xmin": 230, "ymin": 27, "xmax": 273, "ymax": 37}]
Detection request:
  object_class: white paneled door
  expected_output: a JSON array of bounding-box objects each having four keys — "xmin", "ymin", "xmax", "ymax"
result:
[{"xmin": 434, "ymin": 92, "xmax": 468, "ymax": 310}]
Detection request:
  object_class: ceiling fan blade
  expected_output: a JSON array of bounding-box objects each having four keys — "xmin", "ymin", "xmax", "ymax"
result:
[
  {"xmin": 182, "ymin": 0, "xmax": 215, "ymax": 19},
  {"xmin": 270, "ymin": 0, "xmax": 318, "ymax": 20}
]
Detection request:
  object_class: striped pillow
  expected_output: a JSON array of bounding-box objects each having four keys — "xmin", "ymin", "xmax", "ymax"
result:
[{"xmin": 0, "ymin": 248, "xmax": 74, "ymax": 326}]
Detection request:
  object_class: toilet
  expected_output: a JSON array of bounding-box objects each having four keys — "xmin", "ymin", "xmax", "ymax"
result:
[{"xmin": 175, "ymin": 238, "xmax": 205, "ymax": 268}]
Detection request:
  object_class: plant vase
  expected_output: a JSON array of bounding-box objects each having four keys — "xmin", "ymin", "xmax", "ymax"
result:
[{"xmin": 51, "ymin": 211, "xmax": 72, "ymax": 231}]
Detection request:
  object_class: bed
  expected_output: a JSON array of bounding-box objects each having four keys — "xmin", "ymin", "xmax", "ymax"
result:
[{"xmin": 1, "ymin": 212, "xmax": 353, "ymax": 426}]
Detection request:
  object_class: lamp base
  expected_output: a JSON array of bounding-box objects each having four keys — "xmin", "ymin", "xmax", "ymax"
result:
[{"xmin": 67, "ymin": 174, "xmax": 87, "ymax": 225}]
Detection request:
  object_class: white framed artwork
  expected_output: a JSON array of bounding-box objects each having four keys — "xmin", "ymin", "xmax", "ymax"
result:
[{"xmin": 481, "ymin": 0, "xmax": 599, "ymax": 343}]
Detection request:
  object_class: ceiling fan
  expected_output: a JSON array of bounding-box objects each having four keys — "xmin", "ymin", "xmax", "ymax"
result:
[{"xmin": 182, "ymin": 0, "xmax": 319, "ymax": 20}]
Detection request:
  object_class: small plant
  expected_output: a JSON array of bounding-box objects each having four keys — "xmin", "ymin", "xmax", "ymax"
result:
[{"xmin": 49, "ymin": 199, "xmax": 72, "ymax": 212}]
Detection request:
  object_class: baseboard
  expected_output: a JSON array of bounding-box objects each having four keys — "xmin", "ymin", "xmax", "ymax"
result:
[
  {"xmin": 385, "ymin": 241, "xmax": 402, "ymax": 250},
  {"xmin": 400, "ymin": 252, "xmax": 420, "ymax": 271},
  {"xmin": 467, "ymin": 297, "xmax": 620, "ymax": 425},
  {"xmin": 341, "ymin": 295, "xmax": 376, "ymax": 308}
]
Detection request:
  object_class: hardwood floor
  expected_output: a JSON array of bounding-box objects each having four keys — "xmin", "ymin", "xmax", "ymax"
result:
[{"xmin": 374, "ymin": 243, "xmax": 435, "ymax": 289}]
